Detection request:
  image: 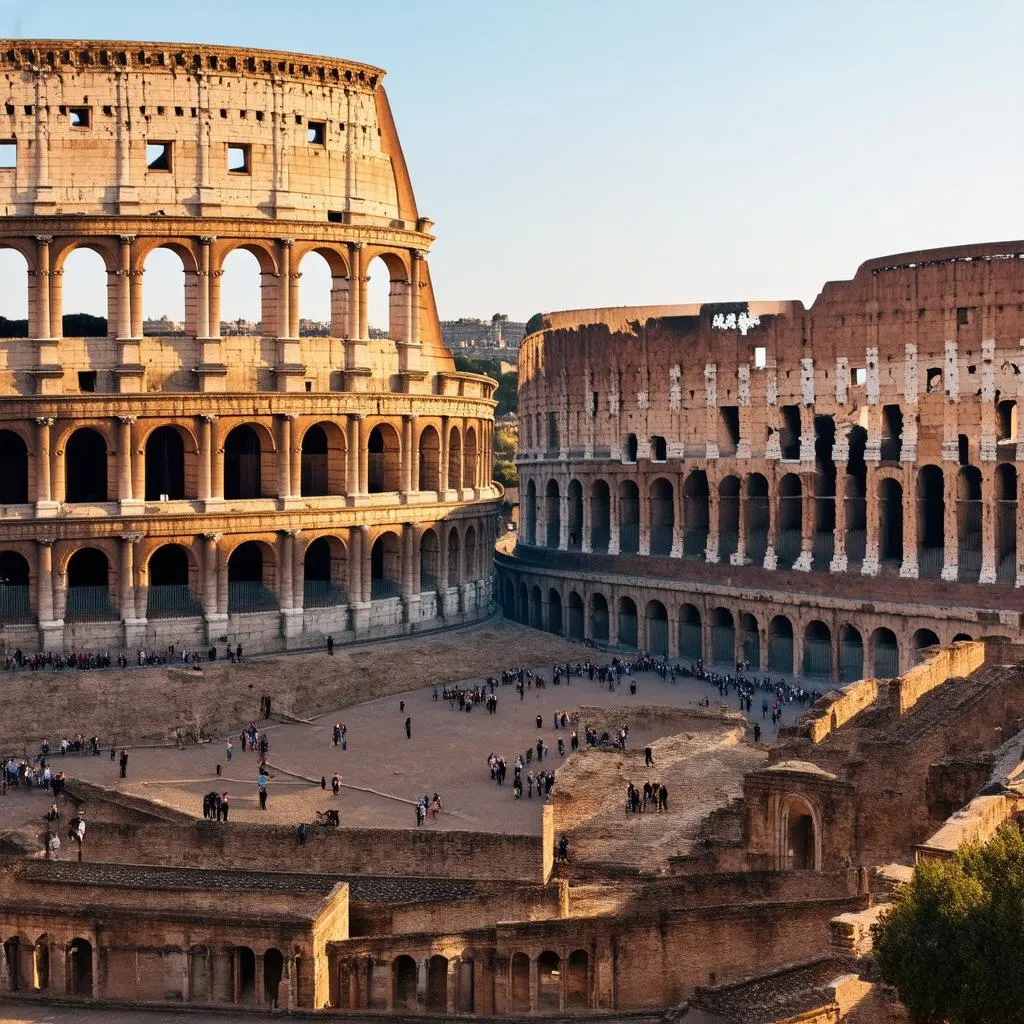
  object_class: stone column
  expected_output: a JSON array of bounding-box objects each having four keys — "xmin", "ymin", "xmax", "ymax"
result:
[
  {"xmin": 360, "ymin": 527, "xmax": 372, "ymax": 605},
  {"xmin": 116, "ymin": 235, "xmax": 133, "ymax": 340},
  {"xmin": 401, "ymin": 415, "xmax": 415, "ymax": 494},
  {"xmin": 120, "ymin": 534, "xmax": 142, "ymax": 622},
  {"xmin": 34, "ymin": 234, "xmax": 51, "ymax": 338},
  {"xmin": 198, "ymin": 415, "xmax": 214, "ymax": 502},
  {"xmin": 197, "ymin": 236, "xmax": 212, "ymax": 339},
  {"xmin": 348, "ymin": 528, "xmax": 362, "ymax": 609},
  {"xmin": 792, "ymin": 472, "xmax": 814, "ymax": 572},
  {"xmin": 117, "ymin": 416, "xmax": 136, "ymax": 504},
  {"xmin": 705, "ymin": 480, "xmax": 720, "ymax": 563},
  {"xmin": 35, "ymin": 417, "xmax": 54, "ymax": 508},
  {"xmin": 830, "ymin": 471, "xmax": 848, "ymax": 573},
  {"xmin": 438, "ymin": 524, "xmax": 450, "ymax": 601},
  {"xmin": 607, "ymin": 485, "xmax": 620, "ymax": 555},
  {"xmin": 348, "ymin": 414, "xmax": 363, "ymax": 496},
  {"xmin": 402, "ymin": 522, "xmax": 421, "ymax": 623},
  {"xmin": 288, "ymin": 250, "xmax": 301, "ymax": 341},
  {"xmin": 559, "ymin": 488, "xmax": 569, "ymax": 550},
  {"xmin": 129, "ymin": 265, "xmax": 144, "ymax": 339},
  {"xmin": 49, "ymin": 267, "xmax": 63, "ymax": 340},
  {"xmin": 979, "ymin": 463, "xmax": 997, "ymax": 583},
  {"xmin": 290, "ymin": 420, "xmax": 302, "ymax": 498},
  {"xmin": 358, "ymin": 422, "xmax": 369, "ymax": 496},
  {"xmin": 203, "ymin": 533, "xmax": 222, "ymax": 618},
  {"xmin": 731, "ymin": 489, "xmax": 747, "ymax": 566},
  {"xmin": 279, "ymin": 531, "xmax": 294, "ymax": 610},
  {"xmin": 277, "ymin": 414, "xmax": 292, "ymax": 500},
  {"xmin": 941, "ymin": 465, "xmax": 959, "ymax": 581},
  {"xmin": 581, "ymin": 484, "xmax": 592, "ymax": 553},
  {"xmin": 899, "ymin": 470, "xmax": 919, "ymax": 578},
  {"xmin": 36, "ymin": 539, "xmax": 55, "ymax": 625},
  {"xmin": 861, "ymin": 464, "xmax": 880, "ymax": 577},
  {"xmin": 439, "ymin": 417, "xmax": 450, "ymax": 493},
  {"xmin": 763, "ymin": 475, "xmax": 779, "ymax": 570},
  {"xmin": 529, "ymin": 957, "xmax": 538, "ymax": 1012}
]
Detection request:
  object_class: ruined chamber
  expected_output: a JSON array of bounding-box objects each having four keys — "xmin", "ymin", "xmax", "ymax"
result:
[
  {"xmin": 0, "ymin": 40, "xmax": 499, "ymax": 653},
  {"xmin": 504, "ymin": 245, "xmax": 1024, "ymax": 682}
]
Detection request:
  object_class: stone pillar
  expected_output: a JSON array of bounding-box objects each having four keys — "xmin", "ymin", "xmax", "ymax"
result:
[
  {"xmin": 130, "ymin": 265, "xmax": 144, "ymax": 339},
  {"xmin": 607, "ymin": 486, "xmax": 620, "ymax": 555},
  {"xmin": 198, "ymin": 415, "xmax": 214, "ymax": 502},
  {"xmin": 861, "ymin": 464, "xmax": 880, "ymax": 577},
  {"xmin": 277, "ymin": 414, "xmax": 292, "ymax": 500},
  {"xmin": 117, "ymin": 416, "xmax": 136, "ymax": 504},
  {"xmin": 120, "ymin": 534, "xmax": 141, "ymax": 622},
  {"xmin": 559, "ymin": 488, "xmax": 569, "ymax": 550},
  {"xmin": 203, "ymin": 533, "xmax": 222, "ymax": 619},
  {"xmin": 979, "ymin": 463, "xmax": 997, "ymax": 583},
  {"xmin": 348, "ymin": 414, "xmax": 363, "ymax": 496},
  {"xmin": 211, "ymin": 423, "xmax": 225, "ymax": 502},
  {"xmin": 360, "ymin": 527, "xmax": 372, "ymax": 605},
  {"xmin": 197, "ymin": 236, "xmax": 211, "ymax": 339},
  {"xmin": 438, "ymin": 524, "xmax": 450, "ymax": 603},
  {"xmin": 400, "ymin": 249, "xmax": 423, "ymax": 373},
  {"xmin": 358, "ymin": 422, "xmax": 369, "ymax": 496},
  {"xmin": 116, "ymin": 235, "xmax": 133, "ymax": 340},
  {"xmin": 348, "ymin": 528, "xmax": 363, "ymax": 610},
  {"xmin": 529, "ymin": 957, "xmax": 538, "ymax": 1012},
  {"xmin": 731, "ymin": 490, "xmax": 747, "ymax": 566},
  {"xmin": 357, "ymin": 247, "xmax": 369, "ymax": 343},
  {"xmin": 941, "ymin": 464, "xmax": 959, "ymax": 581},
  {"xmin": 581, "ymin": 484, "xmax": 592, "ymax": 553},
  {"xmin": 402, "ymin": 522, "xmax": 421, "ymax": 623},
  {"xmin": 792, "ymin": 472, "xmax": 814, "ymax": 572},
  {"xmin": 899, "ymin": 470, "xmax": 919, "ymax": 578},
  {"xmin": 34, "ymin": 234, "xmax": 51, "ymax": 337},
  {"xmin": 705, "ymin": 481, "xmax": 720, "ymax": 563},
  {"xmin": 279, "ymin": 531, "xmax": 294, "ymax": 610},
  {"xmin": 830, "ymin": 471, "xmax": 848, "ymax": 573},
  {"xmin": 288, "ymin": 250, "xmax": 301, "ymax": 341},
  {"xmin": 763, "ymin": 475, "xmax": 779, "ymax": 571},
  {"xmin": 36, "ymin": 539, "xmax": 56, "ymax": 625},
  {"xmin": 35, "ymin": 417, "xmax": 54, "ymax": 509},
  {"xmin": 439, "ymin": 417, "xmax": 450, "ymax": 493},
  {"xmin": 290, "ymin": 420, "xmax": 302, "ymax": 498},
  {"xmin": 49, "ymin": 267, "xmax": 63, "ymax": 340},
  {"xmin": 401, "ymin": 415, "xmax": 415, "ymax": 495}
]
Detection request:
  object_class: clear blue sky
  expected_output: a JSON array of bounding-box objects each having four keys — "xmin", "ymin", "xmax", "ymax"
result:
[{"xmin": 1, "ymin": 0, "xmax": 1022, "ymax": 327}]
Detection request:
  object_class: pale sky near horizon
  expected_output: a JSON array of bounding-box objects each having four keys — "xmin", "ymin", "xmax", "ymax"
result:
[{"xmin": 0, "ymin": 0, "xmax": 1022, "ymax": 328}]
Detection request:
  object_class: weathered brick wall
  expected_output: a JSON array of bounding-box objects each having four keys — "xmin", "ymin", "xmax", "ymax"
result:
[{"xmin": 886, "ymin": 641, "xmax": 985, "ymax": 715}]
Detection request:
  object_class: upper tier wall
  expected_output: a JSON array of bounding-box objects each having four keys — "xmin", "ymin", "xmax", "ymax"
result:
[{"xmin": 0, "ymin": 40, "xmax": 416, "ymax": 224}]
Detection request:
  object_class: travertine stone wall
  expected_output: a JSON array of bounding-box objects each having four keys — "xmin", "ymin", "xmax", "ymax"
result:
[
  {"xmin": 0, "ymin": 40, "xmax": 500, "ymax": 653},
  {"xmin": 504, "ymin": 243, "xmax": 1024, "ymax": 682}
]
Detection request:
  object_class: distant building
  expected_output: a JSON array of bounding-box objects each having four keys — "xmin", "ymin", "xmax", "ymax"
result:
[
  {"xmin": 141, "ymin": 315, "xmax": 185, "ymax": 336},
  {"xmin": 441, "ymin": 313, "xmax": 526, "ymax": 360}
]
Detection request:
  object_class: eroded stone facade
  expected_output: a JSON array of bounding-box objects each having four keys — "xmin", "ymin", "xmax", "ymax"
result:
[
  {"xmin": 505, "ymin": 245, "xmax": 1024, "ymax": 681},
  {"xmin": 0, "ymin": 40, "xmax": 499, "ymax": 653}
]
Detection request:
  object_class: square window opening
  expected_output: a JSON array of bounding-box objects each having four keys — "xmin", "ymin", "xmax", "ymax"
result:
[
  {"xmin": 304, "ymin": 380, "xmax": 313, "ymax": 392},
  {"xmin": 851, "ymin": 366, "xmax": 866, "ymax": 386},
  {"xmin": 957, "ymin": 306, "xmax": 970, "ymax": 326},
  {"xmin": 78, "ymin": 370, "xmax": 97, "ymax": 392},
  {"xmin": 227, "ymin": 144, "xmax": 251, "ymax": 174},
  {"xmin": 753, "ymin": 346, "xmax": 767, "ymax": 369},
  {"xmin": 926, "ymin": 367, "xmax": 943, "ymax": 393},
  {"xmin": 307, "ymin": 120, "xmax": 326, "ymax": 145},
  {"xmin": 327, "ymin": 209, "xmax": 344, "ymax": 223},
  {"xmin": 146, "ymin": 141, "xmax": 172, "ymax": 171},
  {"xmin": 0, "ymin": 141, "xmax": 15, "ymax": 169},
  {"xmin": 68, "ymin": 106, "xmax": 90, "ymax": 128}
]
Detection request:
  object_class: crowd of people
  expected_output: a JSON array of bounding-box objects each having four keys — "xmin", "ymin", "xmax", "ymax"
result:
[{"xmin": 1, "ymin": 642, "xmax": 250, "ymax": 673}]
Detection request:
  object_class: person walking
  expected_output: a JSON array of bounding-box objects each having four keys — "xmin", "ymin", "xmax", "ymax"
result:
[
  {"xmin": 226, "ymin": 740, "xmax": 233, "ymax": 763},
  {"xmin": 118, "ymin": 749, "xmax": 128, "ymax": 779},
  {"xmin": 405, "ymin": 716, "xmax": 412, "ymax": 740},
  {"xmin": 258, "ymin": 774, "xmax": 268, "ymax": 810}
]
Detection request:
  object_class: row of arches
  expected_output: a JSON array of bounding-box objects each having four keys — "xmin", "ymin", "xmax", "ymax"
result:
[
  {"xmin": 2, "ymin": 934, "xmax": 92, "ymax": 996},
  {"xmin": 0, "ymin": 238, "xmax": 421, "ymax": 341},
  {"xmin": 521, "ymin": 462, "xmax": 1019, "ymax": 583},
  {"xmin": 0, "ymin": 418, "xmax": 485, "ymax": 505},
  {"xmin": 498, "ymin": 573, "xmax": 962, "ymax": 682}
]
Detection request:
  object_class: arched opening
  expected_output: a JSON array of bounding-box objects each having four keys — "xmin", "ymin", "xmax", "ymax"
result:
[
  {"xmin": 65, "ymin": 428, "xmax": 108, "ymax": 503},
  {"xmin": 777, "ymin": 473, "xmax": 802, "ymax": 569},
  {"xmin": 589, "ymin": 479, "xmax": 610, "ymax": 553},
  {"xmin": 456, "ymin": 957, "xmax": 474, "ymax": 1013},
  {"xmin": 510, "ymin": 953, "xmax": 530, "ymax": 1012},
  {"xmin": 590, "ymin": 592, "xmax": 609, "ymax": 644},
  {"xmin": 682, "ymin": 470, "xmax": 710, "ymax": 559},
  {"xmin": 565, "ymin": 589, "xmax": 581, "ymax": 634},
  {"xmin": 365, "ymin": 254, "xmax": 404, "ymax": 342},
  {"xmin": 296, "ymin": 249, "xmax": 336, "ymax": 335},
  {"xmin": 783, "ymin": 797, "xmax": 817, "ymax": 870},
  {"xmin": 618, "ymin": 480, "xmax": 640, "ymax": 553},
  {"xmin": 420, "ymin": 529, "xmax": 439, "ymax": 592},
  {"xmin": 447, "ymin": 529, "xmax": 460, "ymax": 588},
  {"xmin": 953, "ymin": 632, "xmax": 973, "ymax": 642},
  {"xmin": 448, "ymin": 426, "xmax": 463, "ymax": 490},
  {"xmin": 913, "ymin": 628, "xmax": 940, "ymax": 663},
  {"xmin": 768, "ymin": 615, "xmax": 794, "ymax": 674},
  {"xmin": 0, "ymin": 247, "xmax": 28, "ymax": 335},
  {"xmin": 218, "ymin": 248, "xmax": 265, "ymax": 334},
  {"xmin": 745, "ymin": 473, "xmax": 770, "ymax": 564},
  {"xmin": 545, "ymin": 479, "xmax": 561, "ymax": 548},
  {"xmin": 711, "ymin": 607, "xmax": 734, "ymax": 665},
  {"xmin": 3, "ymin": 937, "xmax": 23, "ymax": 991},
  {"xmin": 718, "ymin": 475, "xmax": 740, "ymax": 560},
  {"xmin": 618, "ymin": 596, "xmax": 638, "ymax": 649},
  {"xmin": 839, "ymin": 625, "xmax": 864, "ymax": 683},
  {"xmin": 66, "ymin": 938, "xmax": 93, "ymax": 997},
  {"xmin": 530, "ymin": 585, "xmax": 543, "ymax": 630},
  {"xmin": 304, "ymin": 536, "xmax": 348, "ymax": 606},
  {"xmin": 418, "ymin": 425, "xmax": 440, "ymax": 492},
  {"xmin": 802, "ymin": 620, "xmax": 832, "ymax": 680},
  {"xmin": 227, "ymin": 541, "xmax": 277, "ymax": 613},
  {"xmin": 679, "ymin": 604, "xmax": 702, "ymax": 660},
  {"xmin": 957, "ymin": 465, "xmax": 982, "ymax": 582},
  {"xmin": 426, "ymin": 954, "xmax": 448, "ymax": 1012},
  {"xmin": 917, "ymin": 465, "xmax": 945, "ymax": 578},
  {"xmin": 524, "ymin": 480, "xmax": 537, "ymax": 545},
  {"xmin": 464, "ymin": 426, "xmax": 479, "ymax": 489},
  {"xmin": 141, "ymin": 246, "xmax": 189, "ymax": 336},
  {"xmin": 223, "ymin": 425, "xmax": 263, "ymax": 500},
  {"xmin": 188, "ymin": 946, "xmax": 211, "ymax": 1003},
  {"xmin": 263, "ymin": 948, "xmax": 284, "ymax": 1008},
  {"xmin": 65, "ymin": 547, "xmax": 114, "ymax": 621},
  {"xmin": 147, "ymin": 543, "xmax": 200, "ymax": 618},
  {"xmin": 649, "ymin": 478, "xmax": 674, "ymax": 556},
  {"xmin": 878, "ymin": 477, "xmax": 904, "ymax": 567},
  {"xmin": 567, "ymin": 479, "xmax": 583, "ymax": 550},
  {"xmin": 301, "ymin": 422, "xmax": 347, "ymax": 496},
  {"xmin": 622, "ymin": 433, "xmax": 638, "ymax": 462},
  {"xmin": 518, "ymin": 581, "xmax": 529, "ymax": 625},
  {"xmin": 741, "ymin": 612, "xmax": 759, "ymax": 668},
  {"xmin": 0, "ymin": 551, "xmax": 32, "ymax": 624},
  {"xmin": 502, "ymin": 577, "xmax": 516, "ymax": 619},
  {"xmin": 0, "ymin": 430, "xmax": 28, "ymax": 503},
  {"xmin": 465, "ymin": 525, "xmax": 478, "ymax": 582},
  {"xmin": 371, "ymin": 532, "xmax": 402, "ymax": 600},
  {"xmin": 537, "ymin": 951, "xmax": 561, "ymax": 1012},
  {"xmin": 567, "ymin": 949, "xmax": 588, "ymax": 1009},
  {"xmin": 812, "ymin": 416, "xmax": 836, "ymax": 570},
  {"xmin": 368, "ymin": 424, "xmax": 401, "ymax": 493},
  {"xmin": 32, "ymin": 936, "xmax": 48, "ymax": 991},
  {"xmin": 845, "ymin": 426, "xmax": 868, "ymax": 568},
  {"xmin": 646, "ymin": 599, "xmax": 668, "ymax": 656},
  {"xmin": 62, "ymin": 248, "xmax": 109, "ymax": 335},
  {"xmin": 997, "ymin": 398, "xmax": 1018, "ymax": 447},
  {"xmin": 393, "ymin": 954, "xmax": 418, "ymax": 1011},
  {"xmin": 872, "ymin": 627, "xmax": 900, "ymax": 678},
  {"xmin": 144, "ymin": 425, "xmax": 187, "ymax": 501},
  {"xmin": 650, "ymin": 434, "xmax": 667, "ymax": 462},
  {"xmin": 996, "ymin": 464, "xmax": 1017, "ymax": 584}
]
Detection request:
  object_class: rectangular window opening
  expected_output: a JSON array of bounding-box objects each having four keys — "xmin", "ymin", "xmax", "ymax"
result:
[
  {"xmin": 719, "ymin": 405, "xmax": 740, "ymax": 454},
  {"xmin": 753, "ymin": 346, "xmax": 767, "ymax": 369},
  {"xmin": 780, "ymin": 405, "xmax": 801, "ymax": 460},
  {"xmin": 327, "ymin": 210, "xmax": 344, "ymax": 223},
  {"xmin": 146, "ymin": 141, "xmax": 172, "ymax": 171},
  {"xmin": 591, "ymin": 390, "xmax": 599, "ymax": 416},
  {"xmin": 851, "ymin": 366, "xmax": 866, "ymax": 386},
  {"xmin": 78, "ymin": 370, "xmax": 97, "ymax": 392},
  {"xmin": 68, "ymin": 106, "xmax": 91, "ymax": 128},
  {"xmin": 307, "ymin": 120, "xmax": 326, "ymax": 145},
  {"xmin": 0, "ymin": 141, "xmax": 15, "ymax": 169},
  {"xmin": 227, "ymin": 144, "xmax": 251, "ymax": 174},
  {"xmin": 957, "ymin": 306, "xmax": 970, "ymax": 326}
]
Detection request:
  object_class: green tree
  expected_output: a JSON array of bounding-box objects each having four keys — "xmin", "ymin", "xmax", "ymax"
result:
[
  {"xmin": 453, "ymin": 355, "xmax": 518, "ymax": 416},
  {"xmin": 872, "ymin": 822, "xmax": 1024, "ymax": 1024}
]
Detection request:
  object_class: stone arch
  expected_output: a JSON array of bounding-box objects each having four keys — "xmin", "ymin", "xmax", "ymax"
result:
[
  {"xmin": 301, "ymin": 421, "xmax": 347, "ymax": 496},
  {"xmin": 232, "ymin": 945, "xmax": 257, "ymax": 1004},
  {"xmin": 223, "ymin": 423, "xmax": 274, "ymax": 500},
  {"xmin": 567, "ymin": 478, "xmax": 584, "ymax": 550},
  {"xmin": 952, "ymin": 632, "xmax": 973, "ymax": 642},
  {"xmin": 871, "ymin": 626, "xmax": 900, "ymax": 678},
  {"xmin": 545, "ymin": 478, "xmax": 561, "ymax": 548},
  {"xmin": 296, "ymin": 246, "xmax": 348, "ymax": 336},
  {"xmin": 65, "ymin": 547, "xmax": 115, "ymax": 621},
  {"xmin": 710, "ymin": 606, "xmax": 734, "ymax": 665},
  {"xmin": 55, "ymin": 244, "xmax": 112, "ymax": 336},
  {"xmin": 622, "ymin": 433, "xmax": 638, "ymax": 462},
  {"xmin": 367, "ymin": 422, "xmax": 401, "ymax": 493},
  {"xmin": 649, "ymin": 477, "xmax": 674, "ymax": 556},
  {"xmin": 537, "ymin": 951, "xmax": 561, "ymax": 1012},
  {"xmin": 802, "ymin": 620, "xmax": 832, "ymax": 680},
  {"xmin": 447, "ymin": 526, "xmax": 460, "ymax": 588},
  {"xmin": 530, "ymin": 584, "xmax": 543, "ymax": 629},
  {"xmin": 364, "ymin": 250, "xmax": 411, "ymax": 343},
  {"xmin": 589, "ymin": 478, "xmax": 611, "ymax": 552},
  {"xmin": 956, "ymin": 465, "xmax": 983, "ymax": 582},
  {"xmin": 518, "ymin": 580, "xmax": 529, "ymax": 625},
  {"xmin": 768, "ymin": 615, "xmax": 794, "ymax": 674},
  {"xmin": 995, "ymin": 463, "xmax": 1017, "ymax": 584},
  {"xmin": 0, "ymin": 429, "xmax": 28, "ymax": 504},
  {"xmin": 777, "ymin": 473, "xmax": 802, "ymax": 569},
  {"xmin": 502, "ymin": 576, "xmax": 516, "ymax": 619},
  {"xmin": 464, "ymin": 524, "xmax": 478, "ymax": 581},
  {"xmin": 426, "ymin": 954, "xmax": 448, "ymax": 1012},
  {"xmin": 564, "ymin": 589, "xmax": 579, "ymax": 638},
  {"xmin": 679, "ymin": 603, "xmax": 702, "ymax": 660},
  {"xmin": 145, "ymin": 542, "xmax": 201, "ymax": 618},
  {"xmin": 418, "ymin": 424, "xmax": 441, "ymax": 491},
  {"xmin": 370, "ymin": 530, "xmax": 402, "ymax": 600},
  {"xmin": 913, "ymin": 628, "xmax": 940, "ymax": 663},
  {"xmin": 510, "ymin": 952, "xmax": 530, "ymax": 1012},
  {"xmin": 139, "ymin": 242, "xmax": 197, "ymax": 336},
  {"xmin": 263, "ymin": 948, "xmax": 284, "ymax": 1008},
  {"xmin": 916, "ymin": 464, "xmax": 945, "ymax": 578},
  {"xmin": 779, "ymin": 794, "xmax": 821, "ymax": 870},
  {"xmin": 464, "ymin": 425, "xmax": 478, "ymax": 488},
  {"xmin": 683, "ymin": 470, "xmax": 710, "ymax": 559},
  {"xmin": 420, "ymin": 528, "xmax": 440, "ymax": 592},
  {"xmin": 448, "ymin": 424, "xmax": 463, "ymax": 490},
  {"xmin": 618, "ymin": 479, "xmax": 640, "ymax": 553},
  {"xmin": 590, "ymin": 592, "xmax": 609, "ymax": 644},
  {"xmin": 646, "ymin": 599, "xmax": 668, "ymax": 656},
  {"xmin": 745, "ymin": 472, "xmax": 770, "ymax": 563},
  {"xmin": 718, "ymin": 474, "xmax": 741, "ymax": 560},
  {"xmin": 567, "ymin": 949, "xmax": 589, "ymax": 1009},
  {"xmin": 839, "ymin": 624, "xmax": 864, "ymax": 683},
  {"xmin": 65, "ymin": 937, "xmax": 93, "ymax": 997},
  {"xmin": 65, "ymin": 427, "xmax": 109, "ymax": 503},
  {"xmin": 618, "ymin": 595, "xmax": 638, "ymax": 649},
  {"xmin": 0, "ymin": 550, "xmax": 32, "ymax": 623},
  {"xmin": 524, "ymin": 479, "xmax": 538, "ymax": 545},
  {"xmin": 0, "ymin": 245, "xmax": 29, "ymax": 334},
  {"xmin": 878, "ymin": 476, "xmax": 904, "ymax": 566},
  {"xmin": 303, "ymin": 535, "xmax": 349, "ymax": 606},
  {"xmin": 215, "ymin": 241, "xmax": 278, "ymax": 332},
  {"xmin": 456, "ymin": 955, "xmax": 475, "ymax": 1013},
  {"xmin": 226, "ymin": 539, "xmax": 278, "ymax": 613},
  {"xmin": 143, "ymin": 424, "xmax": 192, "ymax": 500},
  {"xmin": 741, "ymin": 612, "xmax": 759, "ymax": 668}
]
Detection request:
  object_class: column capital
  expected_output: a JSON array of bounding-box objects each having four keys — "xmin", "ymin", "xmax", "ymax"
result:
[
  {"xmin": 37, "ymin": 537, "xmax": 55, "ymax": 547},
  {"xmin": 117, "ymin": 415, "xmax": 137, "ymax": 425},
  {"xmin": 411, "ymin": 248, "xmax": 426, "ymax": 262},
  {"xmin": 121, "ymin": 533, "xmax": 144, "ymax": 545},
  {"xmin": 280, "ymin": 528, "xmax": 302, "ymax": 539},
  {"xmin": 118, "ymin": 234, "xmax": 137, "ymax": 245},
  {"xmin": 280, "ymin": 237, "xmax": 295, "ymax": 247},
  {"xmin": 200, "ymin": 413, "xmax": 218, "ymax": 423},
  {"xmin": 278, "ymin": 412, "xmax": 299, "ymax": 421},
  {"xmin": 202, "ymin": 531, "xmax": 223, "ymax": 543},
  {"xmin": 351, "ymin": 411, "xmax": 366, "ymax": 421},
  {"xmin": 350, "ymin": 241, "xmax": 364, "ymax": 251},
  {"xmin": 34, "ymin": 234, "xmax": 53, "ymax": 245},
  {"xmin": 35, "ymin": 416, "xmax": 55, "ymax": 427},
  {"xmin": 198, "ymin": 235, "xmax": 217, "ymax": 245}
]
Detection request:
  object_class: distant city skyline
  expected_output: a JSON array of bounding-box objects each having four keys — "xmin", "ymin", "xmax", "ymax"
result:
[{"xmin": 0, "ymin": 1, "xmax": 1022, "ymax": 326}]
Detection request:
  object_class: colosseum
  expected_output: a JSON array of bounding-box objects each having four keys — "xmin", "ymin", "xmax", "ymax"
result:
[
  {"xmin": 0, "ymin": 39, "xmax": 499, "ymax": 655},
  {"xmin": 503, "ymin": 243, "xmax": 1024, "ymax": 682}
]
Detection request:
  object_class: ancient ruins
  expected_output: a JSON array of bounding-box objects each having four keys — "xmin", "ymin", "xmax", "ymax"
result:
[{"xmin": 0, "ymin": 39, "xmax": 499, "ymax": 656}]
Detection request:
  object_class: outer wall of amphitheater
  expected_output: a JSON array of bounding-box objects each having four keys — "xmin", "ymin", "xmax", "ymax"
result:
[
  {"xmin": 0, "ymin": 40, "xmax": 499, "ymax": 654},
  {"xmin": 502, "ymin": 245, "xmax": 1024, "ymax": 684}
]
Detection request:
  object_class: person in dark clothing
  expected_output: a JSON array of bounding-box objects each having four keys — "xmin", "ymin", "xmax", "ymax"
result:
[
  {"xmin": 118, "ymin": 749, "xmax": 128, "ymax": 779},
  {"xmin": 405, "ymin": 716, "xmax": 412, "ymax": 739},
  {"xmin": 644, "ymin": 746, "xmax": 654, "ymax": 766}
]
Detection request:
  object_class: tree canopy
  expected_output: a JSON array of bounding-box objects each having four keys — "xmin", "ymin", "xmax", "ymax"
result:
[
  {"xmin": 453, "ymin": 355, "xmax": 517, "ymax": 417},
  {"xmin": 872, "ymin": 822, "xmax": 1024, "ymax": 1024}
]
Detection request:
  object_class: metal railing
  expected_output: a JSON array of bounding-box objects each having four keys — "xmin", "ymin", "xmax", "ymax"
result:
[
  {"xmin": 802, "ymin": 638, "xmax": 832, "ymax": 679},
  {"xmin": 619, "ymin": 522, "xmax": 640, "ymax": 554},
  {"xmin": 0, "ymin": 585, "xmax": 33, "ymax": 624},
  {"xmin": 776, "ymin": 528, "xmax": 801, "ymax": 569},
  {"xmin": 746, "ymin": 528, "xmax": 768, "ymax": 565},
  {"xmin": 712, "ymin": 627, "xmax": 734, "ymax": 665},
  {"xmin": 679, "ymin": 623, "xmax": 702, "ymax": 660},
  {"xmin": 768, "ymin": 636, "xmax": 794, "ymax": 674},
  {"xmin": 811, "ymin": 531, "xmax": 834, "ymax": 571},
  {"xmin": 997, "ymin": 501, "xmax": 1017, "ymax": 584},
  {"xmin": 371, "ymin": 577, "xmax": 403, "ymax": 601},
  {"xmin": 719, "ymin": 530, "xmax": 739, "ymax": 560},
  {"xmin": 845, "ymin": 526, "xmax": 866, "ymax": 567},
  {"xmin": 918, "ymin": 545, "xmax": 944, "ymax": 579},
  {"xmin": 839, "ymin": 641, "xmax": 864, "ymax": 683},
  {"xmin": 873, "ymin": 643, "xmax": 900, "ymax": 679},
  {"xmin": 618, "ymin": 614, "xmax": 638, "ymax": 649},
  {"xmin": 957, "ymin": 500, "xmax": 982, "ymax": 582},
  {"xmin": 304, "ymin": 580, "xmax": 349, "ymax": 608},
  {"xmin": 590, "ymin": 528, "xmax": 610, "ymax": 554},
  {"xmin": 647, "ymin": 617, "xmax": 669, "ymax": 656},
  {"xmin": 682, "ymin": 527, "xmax": 708, "ymax": 560},
  {"xmin": 146, "ymin": 584, "xmax": 203, "ymax": 619},
  {"xmin": 227, "ymin": 582, "xmax": 279, "ymax": 614},
  {"xmin": 650, "ymin": 525, "xmax": 674, "ymax": 556},
  {"xmin": 65, "ymin": 586, "xmax": 117, "ymax": 622}
]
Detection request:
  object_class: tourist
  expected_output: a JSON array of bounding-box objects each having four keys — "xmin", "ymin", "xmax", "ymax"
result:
[
  {"xmin": 405, "ymin": 716, "xmax": 412, "ymax": 740},
  {"xmin": 220, "ymin": 792, "xmax": 230, "ymax": 821},
  {"xmin": 226, "ymin": 740, "xmax": 233, "ymax": 763},
  {"xmin": 118, "ymin": 748, "xmax": 128, "ymax": 779},
  {"xmin": 258, "ymin": 774, "xmax": 268, "ymax": 810},
  {"xmin": 431, "ymin": 793, "xmax": 442, "ymax": 821}
]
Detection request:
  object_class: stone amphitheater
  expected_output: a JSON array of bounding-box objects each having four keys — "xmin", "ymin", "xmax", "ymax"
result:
[
  {"xmin": 0, "ymin": 38, "xmax": 499, "ymax": 656},
  {"xmin": 503, "ymin": 245, "xmax": 1024, "ymax": 683}
]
